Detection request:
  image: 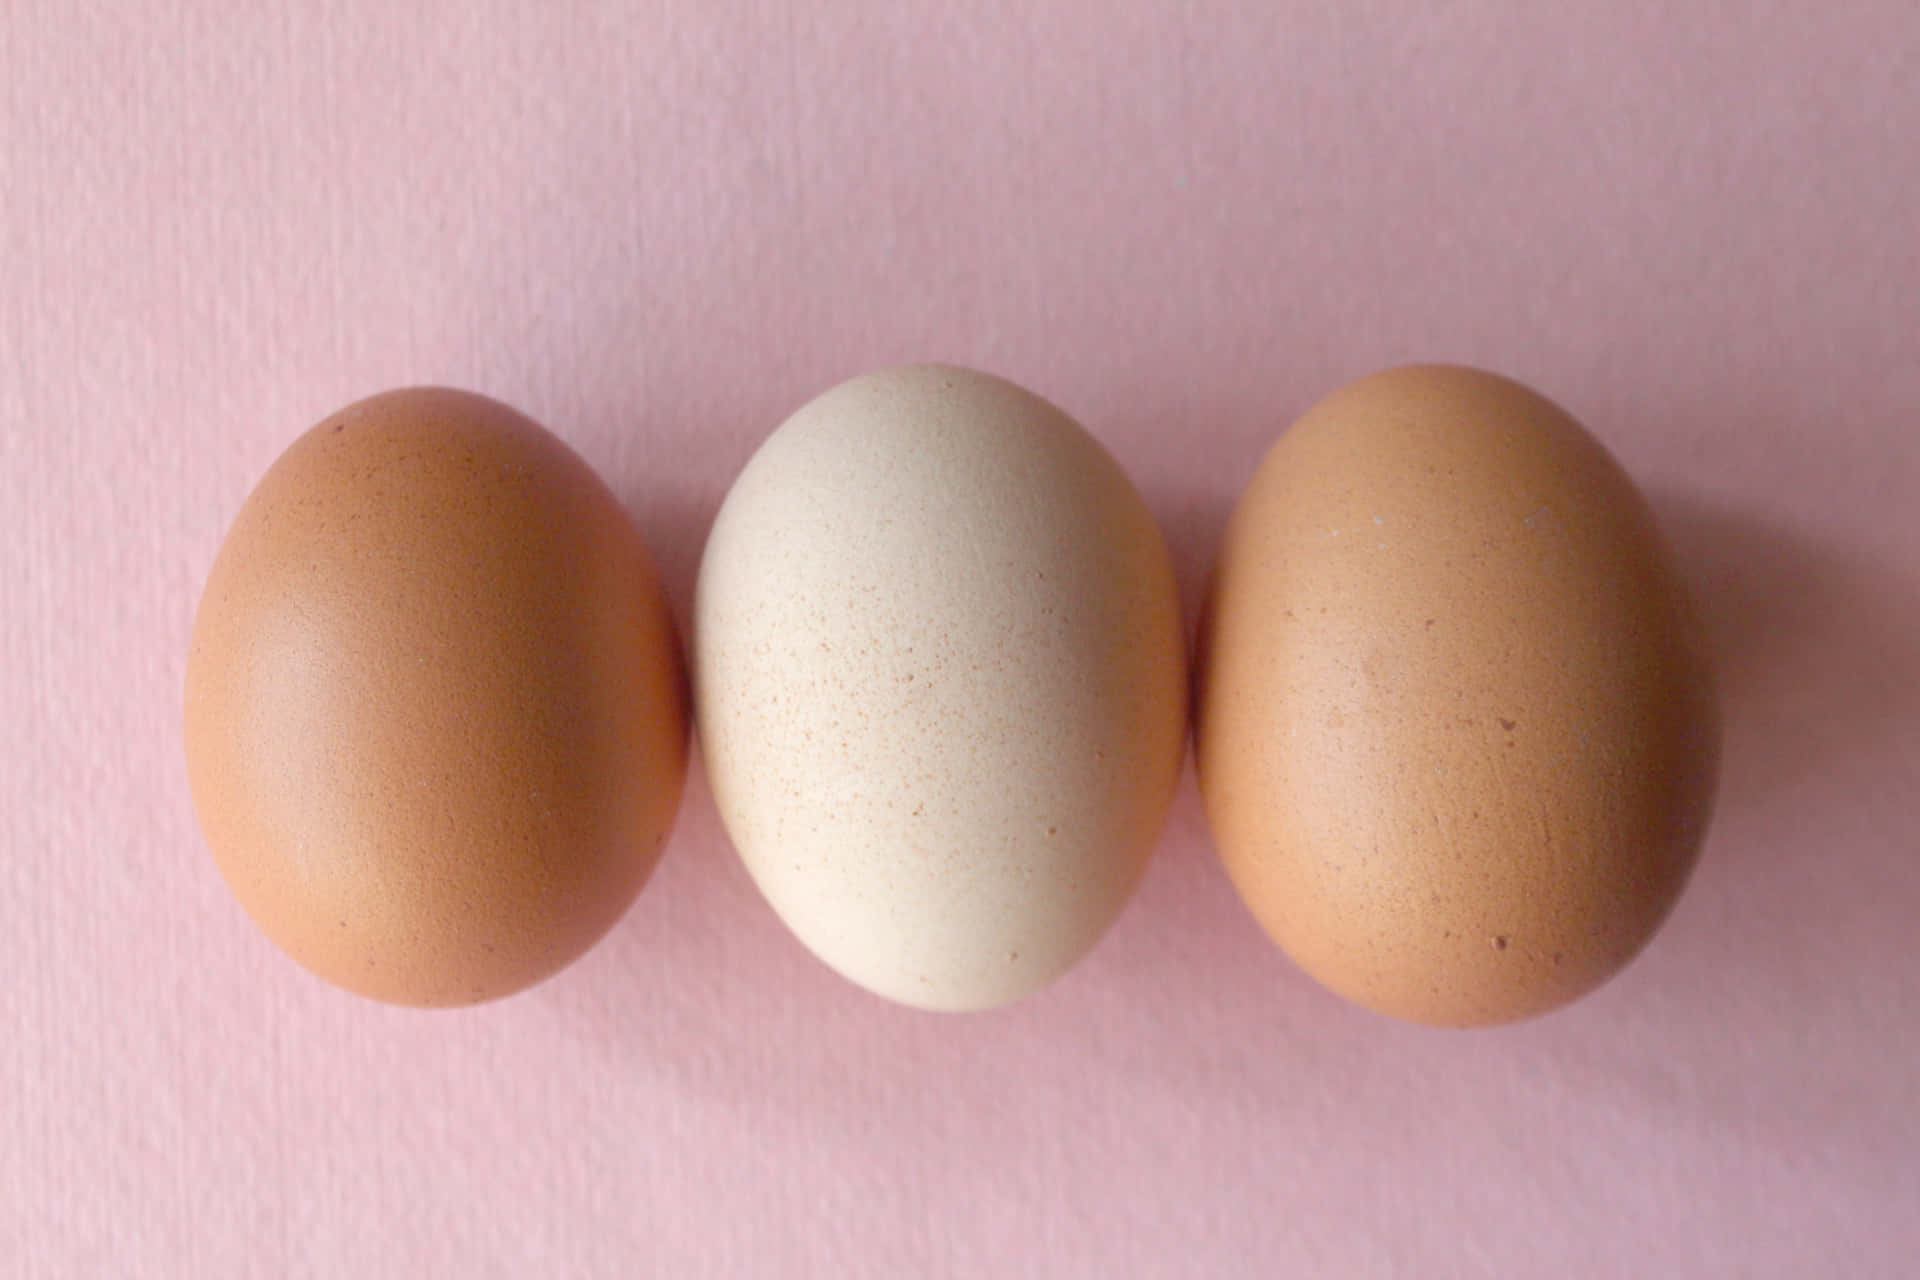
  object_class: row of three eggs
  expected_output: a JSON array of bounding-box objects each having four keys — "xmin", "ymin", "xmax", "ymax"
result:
[{"xmin": 185, "ymin": 364, "xmax": 1716, "ymax": 1027}]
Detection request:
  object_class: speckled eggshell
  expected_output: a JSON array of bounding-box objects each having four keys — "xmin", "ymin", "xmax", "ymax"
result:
[
  {"xmin": 694, "ymin": 364, "xmax": 1188, "ymax": 1012},
  {"xmin": 184, "ymin": 388, "xmax": 689, "ymax": 1006},
  {"xmin": 1196, "ymin": 365, "xmax": 1718, "ymax": 1027}
]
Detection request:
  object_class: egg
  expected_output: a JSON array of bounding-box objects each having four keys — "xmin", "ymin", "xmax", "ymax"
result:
[
  {"xmin": 694, "ymin": 365, "xmax": 1187, "ymax": 1011},
  {"xmin": 184, "ymin": 388, "xmax": 688, "ymax": 1006},
  {"xmin": 1196, "ymin": 365, "xmax": 1717, "ymax": 1026}
]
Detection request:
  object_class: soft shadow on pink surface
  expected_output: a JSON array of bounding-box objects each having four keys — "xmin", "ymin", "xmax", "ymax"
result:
[
  {"xmin": 1149, "ymin": 481, "xmax": 1239, "ymax": 645},
  {"xmin": 622, "ymin": 481, "xmax": 731, "ymax": 642},
  {"xmin": 1655, "ymin": 493, "xmax": 1919, "ymax": 804},
  {"xmin": 1633, "ymin": 491, "xmax": 1920, "ymax": 1037}
]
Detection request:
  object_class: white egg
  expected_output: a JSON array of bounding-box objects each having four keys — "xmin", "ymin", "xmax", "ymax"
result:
[{"xmin": 694, "ymin": 365, "xmax": 1187, "ymax": 1010}]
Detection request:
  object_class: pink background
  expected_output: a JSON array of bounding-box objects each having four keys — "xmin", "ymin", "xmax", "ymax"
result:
[{"xmin": 5, "ymin": 3, "xmax": 1917, "ymax": 1275}]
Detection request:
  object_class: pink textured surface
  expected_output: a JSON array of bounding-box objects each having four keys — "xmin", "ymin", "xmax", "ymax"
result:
[{"xmin": 5, "ymin": 2, "xmax": 1917, "ymax": 1275}]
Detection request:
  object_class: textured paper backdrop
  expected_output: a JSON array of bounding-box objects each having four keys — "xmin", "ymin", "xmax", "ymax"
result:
[{"xmin": 5, "ymin": 3, "xmax": 1917, "ymax": 1276}]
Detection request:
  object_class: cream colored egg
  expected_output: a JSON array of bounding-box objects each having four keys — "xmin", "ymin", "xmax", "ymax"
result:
[{"xmin": 694, "ymin": 365, "xmax": 1187, "ymax": 1011}]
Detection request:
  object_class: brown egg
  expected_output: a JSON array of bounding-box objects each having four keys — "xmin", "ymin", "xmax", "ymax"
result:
[
  {"xmin": 184, "ymin": 388, "xmax": 688, "ymax": 1006},
  {"xmin": 1196, "ymin": 365, "xmax": 1717, "ymax": 1026}
]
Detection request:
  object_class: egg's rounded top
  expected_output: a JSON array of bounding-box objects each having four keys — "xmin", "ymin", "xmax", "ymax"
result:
[
  {"xmin": 1197, "ymin": 364, "xmax": 1718, "ymax": 1026},
  {"xmin": 184, "ymin": 387, "xmax": 688, "ymax": 1006},
  {"xmin": 694, "ymin": 364, "xmax": 1188, "ymax": 1011}
]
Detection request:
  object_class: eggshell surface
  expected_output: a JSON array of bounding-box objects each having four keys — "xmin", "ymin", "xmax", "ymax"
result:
[
  {"xmin": 184, "ymin": 388, "xmax": 688, "ymax": 1006},
  {"xmin": 1196, "ymin": 365, "xmax": 1718, "ymax": 1027},
  {"xmin": 694, "ymin": 365, "xmax": 1187, "ymax": 1011}
]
